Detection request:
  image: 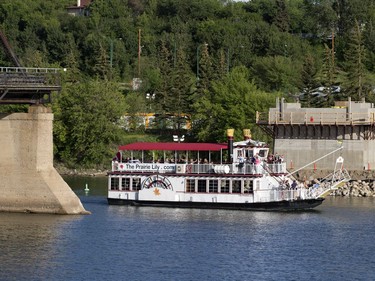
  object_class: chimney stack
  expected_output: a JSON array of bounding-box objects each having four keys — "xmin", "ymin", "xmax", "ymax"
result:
[
  {"xmin": 243, "ymin": 129, "xmax": 251, "ymax": 140},
  {"xmin": 227, "ymin": 129, "xmax": 234, "ymax": 163}
]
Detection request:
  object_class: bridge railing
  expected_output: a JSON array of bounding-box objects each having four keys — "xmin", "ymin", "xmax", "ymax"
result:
[{"xmin": 0, "ymin": 67, "xmax": 61, "ymax": 88}]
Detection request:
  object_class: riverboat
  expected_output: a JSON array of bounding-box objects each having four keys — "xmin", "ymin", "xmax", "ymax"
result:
[{"xmin": 107, "ymin": 129, "xmax": 350, "ymax": 211}]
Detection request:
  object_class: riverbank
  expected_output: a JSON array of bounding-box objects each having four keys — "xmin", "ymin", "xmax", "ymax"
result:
[{"xmin": 55, "ymin": 163, "xmax": 107, "ymax": 177}]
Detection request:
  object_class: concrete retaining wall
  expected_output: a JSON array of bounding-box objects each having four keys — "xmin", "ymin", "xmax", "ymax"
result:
[
  {"xmin": 0, "ymin": 106, "xmax": 89, "ymax": 214},
  {"xmin": 274, "ymin": 139, "xmax": 372, "ymax": 171}
]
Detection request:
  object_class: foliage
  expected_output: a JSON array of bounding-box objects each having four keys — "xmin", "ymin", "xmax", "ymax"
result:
[
  {"xmin": 194, "ymin": 66, "xmax": 275, "ymax": 142},
  {"xmin": 251, "ymin": 55, "xmax": 302, "ymax": 93},
  {"xmin": 1, "ymin": 0, "xmax": 375, "ymax": 167},
  {"xmin": 53, "ymin": 80, "xmax": 127, "ymax": 167},
  {"xmin": 341, "ymin": 20, "xmax": 373, "ymax": 100}
]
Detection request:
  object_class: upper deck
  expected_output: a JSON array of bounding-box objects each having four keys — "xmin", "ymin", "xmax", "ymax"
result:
[
  {"xmin": 111, "ymin": 161, "xmax": 287, "ymax": 176},
  {"xmin": 112, "ymin": 140, "xmax": 286, "ymax": 176}
]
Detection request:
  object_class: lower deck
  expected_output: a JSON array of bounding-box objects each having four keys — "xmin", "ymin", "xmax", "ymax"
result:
[{"xmin": 107, "ymin": 173, "xmax": 318, "ymax": 205}]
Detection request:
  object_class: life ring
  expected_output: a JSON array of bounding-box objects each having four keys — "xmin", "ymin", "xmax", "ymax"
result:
[{"xmin": 177, "ymin": 166, "xmax": 182, "ymax": 172}]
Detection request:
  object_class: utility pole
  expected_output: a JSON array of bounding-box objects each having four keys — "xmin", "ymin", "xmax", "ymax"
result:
[{"xmin": 138, "ymin": 28, "xmax": 141, "ymax": 77}]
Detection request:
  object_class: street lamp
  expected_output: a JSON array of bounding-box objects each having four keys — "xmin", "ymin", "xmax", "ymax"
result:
[
  {"xmin": 196, "ymin": 43, "xmax": 208, "ymax": 80},
  {"xmin": 173, "ymin": 135, "xmax": 185, "ymax": 142},
  {"xmin": 146, "ymin": 93, "xmax": 155, "ymax": 111},
  {"xmin": 109, "ymin": 37, "xmax": 122, "ymax": 68}
]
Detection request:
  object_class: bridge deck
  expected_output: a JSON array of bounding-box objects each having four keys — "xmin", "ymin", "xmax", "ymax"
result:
[{"xmin": 0, "ymin": 67, "xmax": 62, "ymax": 104}]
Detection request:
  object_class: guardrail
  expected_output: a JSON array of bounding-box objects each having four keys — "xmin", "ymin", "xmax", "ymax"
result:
[
  {"xmin": 0, "ymin": 67, "xmax": 61, "ymax": 87},
  {"xmin": 256, "ymin": 111, "xmax": 375, "ymax": 125}
]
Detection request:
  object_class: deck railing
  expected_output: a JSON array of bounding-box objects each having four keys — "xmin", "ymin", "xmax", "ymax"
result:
[{"xmin": 112, "ymin": 161, "xmax": 287, "ymax": 175}]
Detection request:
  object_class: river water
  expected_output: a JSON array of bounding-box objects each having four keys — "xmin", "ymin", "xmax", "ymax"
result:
[{"xmin": 0, "ymin": 176, "xmax": 374, "ymax": 281}]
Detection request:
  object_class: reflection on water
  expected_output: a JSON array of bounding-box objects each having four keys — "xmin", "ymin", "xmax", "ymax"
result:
[
  {"xmin": 64, "ymin": 175, "xmax": 108, "ymax": 196},
  {"xmin": 0, "ymin": 213, "xmax": 83, "ymax": 281},
  {"xmin": 0, "ymin": 176, "xmax": 374, "ymax": 281}
]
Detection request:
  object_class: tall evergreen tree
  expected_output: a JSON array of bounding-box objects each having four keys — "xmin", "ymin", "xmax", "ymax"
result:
[
  {"xmin": 274, "ymin": 0, "xmax": 290, "ymax": 32},
  {"xmin": 191, "ymin": 43, "xmax": 216, "ymax": 141},
  {"xmin": 342, "ymin": 20, "xmax": 371, "ymax": 101},
  {"xmin": 319, "ymin": 44, "xmax": 339, "ymax": 106},
  {"xmin": 299, "ymin": 53, "xmax": 319, "ymax": 107},
  {"xmin": 169, "ymin": 47, "xmax": 194, "ymax": 135},
  {"xmin": 154, "ymin": 40, "xmax": 174, "ymax": 130}
]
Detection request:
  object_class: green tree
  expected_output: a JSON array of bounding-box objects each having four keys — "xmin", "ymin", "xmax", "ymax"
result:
[
  {"xmin": 208, "ymin": 66, "xmax": 274, "ymax": 142},
  {"xmin": 342, "ymin": 20, "xmax": 371, "ymax": 100},
  {"xmin": 53, "ymin": 79, "xmax": 127, "ymax": 167},
  {"xmin": 154, "ymin": 40, "xmax": 174, "ymax": 130},
  {"xmin": 191, "ymin": 43, "xmax": 215, "ymax": 141},
  {"xmin": 318, "ymin": 44, "xmax": 339, "ymax": 106},
  {"xmin": 251, "ymin": 55, "xmax": 301, "ymax": 93},
  {"xmin": 169, "ymin": 47, "xmax": 195, "ymax": 134},
  {"xmin": 274, "ymin": 0, "xmax": 290, "ymax": 32},
  {"xmin": 123, "ymin": 92, "xmax": 146, "ymax": 132},
  {"xmin": 299, "ymin": 53, "xmax": 320, "ymax": 107}
]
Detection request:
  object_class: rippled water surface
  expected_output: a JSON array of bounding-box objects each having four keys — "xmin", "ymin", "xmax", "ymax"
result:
[{"xmin": 0, "ymin": 176, "xmax": 374, "ymax": 281}]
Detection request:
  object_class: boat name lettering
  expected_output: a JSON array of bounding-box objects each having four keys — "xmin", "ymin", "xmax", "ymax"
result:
[{"xmin": 121, "ymin": 163, "xmax": 176, "ymax": 171}]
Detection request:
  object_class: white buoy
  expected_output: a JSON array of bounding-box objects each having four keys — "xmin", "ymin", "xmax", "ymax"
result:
[{"xmin": 84, "ymin": 183, "xmax": 90, "ymax": 192}]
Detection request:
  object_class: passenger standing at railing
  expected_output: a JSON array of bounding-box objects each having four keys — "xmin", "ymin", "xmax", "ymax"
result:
[
  {"xmin": 267, "ymin": 153, "xmax": 274, "ymax": 163},
  {"xmin": 291, "ymin": 180, "xmax": 297, "ymax": 190},
  {"xmin": 274, "ymin": 153, "xmax": 280, "ymax": 163},
  {"xmin": 255, "ymin": 154, "xmax": 261, "ymax": 173},
  {"xmin": 238, "ymin": 154, "xmax": 245, "ymax": 172}
]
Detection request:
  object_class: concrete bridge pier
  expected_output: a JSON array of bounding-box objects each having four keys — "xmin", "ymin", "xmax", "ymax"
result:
[{"xmin": 0, "ymin": 105, "xmax": 89, "ymax": 214}]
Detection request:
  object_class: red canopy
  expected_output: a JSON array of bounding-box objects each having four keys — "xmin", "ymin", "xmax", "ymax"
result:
[{"xmin": 119, "ymin": 142, "xmax": 228, "ymax": 152}]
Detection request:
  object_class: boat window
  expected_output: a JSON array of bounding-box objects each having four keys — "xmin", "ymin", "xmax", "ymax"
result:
[
  {"xmin": 209, "ymin": 180, "xmax": 218, "ymax": 193},
  {"xmin": 110, "ymin": 177, "xmax": 119, "ymax": 190},
  {"xmin": 220, "ymin": 180, "xmax": 230, "ymax": 193},
  {"xmin": 258, "ymin": 149, "xmax": 268, "ymax": 158},
  {"xmin": 132, "ymin": 178, "xmax": 141, "ymax": 190},
  {"xmin": 186, "ymin": 179, "xmax": 195, "ymax": 193},
  {"xmin": 121, "ymin": 178, "xmax": 130, "ymax": 191},
  {"xmin": 232, "ymin": 180, "xmax": 241, "ymax": 193},
  {"xmin": 197, "ymin": 179, "xmax": 207, "ymax": 193},
  {"xmin": 244, "ymin": 180, "xmax": 253, "ymax": 194},
  {"xmin": 246, "ymin": 150, "xmax": 253, "ymax": 159}
]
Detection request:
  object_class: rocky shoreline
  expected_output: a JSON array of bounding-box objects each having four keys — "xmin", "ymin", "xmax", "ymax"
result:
[
  {"xmin": 331, "ymin": 180, "xmax": 375, "ymax": 197},
  {"xmin": 294, "ymin": 169, "xmax": 375, "ymax": 197}
]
